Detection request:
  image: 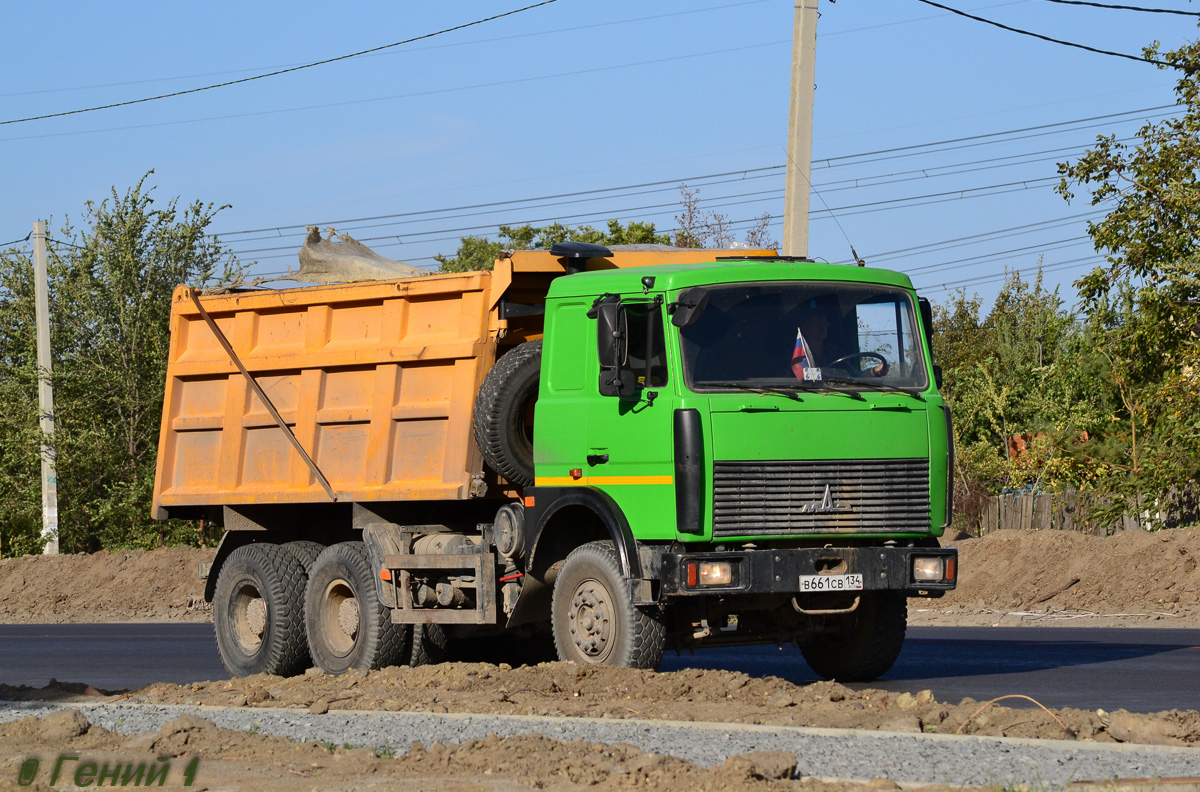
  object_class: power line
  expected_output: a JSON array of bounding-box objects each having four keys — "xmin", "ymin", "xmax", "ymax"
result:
[
  {"xmin": 0, "ymin": 1, "xmax": 773, "ymax": 101},
  {"xmin": 225, "ymin": 147, "xmax": 1073, "ymax": 247},
  {"xmin": 0, "ymin": 232, "xmax": 31, "ymax": 247},
  {"xmin": 0, "ymin": 0, "xmax": 562, "ymax": 126},
  {"xmin": 865, "ymin": 210, "xmax": 1106, "ymax": 262},
  {"xmin": 0, "ymin": 38, "xmax": 789, "ymax": 144},
  {"xmin": 816, "ymin": 104, "xmax": 1176, "ymax": 165},
  {"xmin": 227, "ymin": 175, "xmax": 1062, "ymax": 262},
  {"xmin": 918, "ymin": 253, "xmax": 1105, "ymax": 293},
  {"xmin": 217, "ymin": 166, "xmax": 786, "ymax": 237},
  {"xmin": 903, "ymin": 235, "xmax": 1093, "ymax": 276},
  {"xmin": 912, "ymin": 0, "xmax": 1194, "ymax": 71},
  {"xmin": 211, "ymin": 105, "xmax": 1164, "ymax": 240},
  {"xmin": 1033, "ymin": 0, "xmax": 1200, "ymax": 15}
]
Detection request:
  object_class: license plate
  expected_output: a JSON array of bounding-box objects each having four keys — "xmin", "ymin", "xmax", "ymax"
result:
[{"xmin": 799, "ymin": 573, "xmax": 864, "ymax": 592}]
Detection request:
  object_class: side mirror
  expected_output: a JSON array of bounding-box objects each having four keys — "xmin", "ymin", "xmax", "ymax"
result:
[
  {"xmin": 918, "ymin": 296, "xmax": 934, "ymax": 358},
  {"xmin": 596, "ymin": 302, "xmax": 627, "ymax": 396},
  {"xmin": 670, "ymin": 287, "xmax": 710, "ymax": 328},
  {"xmin": 934, "ymin": 364, "xmax": 943, "ymax": 390}
]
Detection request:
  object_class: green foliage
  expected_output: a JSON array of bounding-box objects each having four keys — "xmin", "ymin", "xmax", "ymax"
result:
[
  {"xmin": 941, "ymin": 31, "xmax": 1200, "ymax": 528},
  {"xmin": 435, "ymin": 219, "xmax": 670, "ymax": 273},
  {"xmin": 1057, "ymin": 35, "xmax": 1200, "ymax": 305},
  {"xmin": 0, "ymin": 174, "xmax": 243, "ymax": 556},
  {"xmin": 434, "ymin": 185, "xmax": 779, "ymax": 273}
]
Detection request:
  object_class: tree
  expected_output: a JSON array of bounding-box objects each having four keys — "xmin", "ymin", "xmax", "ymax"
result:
[
  {"xmin": 0, "ymin": 174, "xmax": 243, "ymax": 555},
  {"xmin": 1054, "ymin": 31, "xmax": 1200, "ymax": 513},
  {"xmin": 435, "ymin": 219, "xmax": 670, "ymax": 273},
  {"xmin": 1057, "ymin": 34, "xmax": 1200, "ymax": 304},
  {"xmin": 435, "ymin": 184, "xmax": 780, "ymax": 273}
]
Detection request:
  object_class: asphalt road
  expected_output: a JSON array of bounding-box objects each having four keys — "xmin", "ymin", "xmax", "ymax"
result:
[{"xmin": 0, "ymin": 623, "xmax": 1197, "ymax": 713}]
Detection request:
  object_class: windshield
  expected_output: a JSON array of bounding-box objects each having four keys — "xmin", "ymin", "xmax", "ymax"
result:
[{"xmin": 679, "ymin": 281, "xmax": 928, "ymax": 392}]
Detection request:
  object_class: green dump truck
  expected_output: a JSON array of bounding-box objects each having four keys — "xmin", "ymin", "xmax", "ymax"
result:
[{"xmin": 156, "ymin": 243, "xmax": 956, "ymax": 682}]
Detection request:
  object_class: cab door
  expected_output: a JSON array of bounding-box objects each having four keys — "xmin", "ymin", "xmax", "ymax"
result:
[{"xmin": 585, "ymin": 298, "xmax": 677, "ymax": 542}]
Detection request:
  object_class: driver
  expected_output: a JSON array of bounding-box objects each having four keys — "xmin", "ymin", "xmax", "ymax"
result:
[{"xmin": 796, "ymin": 309, "xmax": 888, "ymax": 378}]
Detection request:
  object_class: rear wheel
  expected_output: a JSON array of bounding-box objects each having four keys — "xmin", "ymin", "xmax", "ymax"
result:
[
  {"xmin": 551, "ymin": 541, "xmax": 665, "ymax": 669},
  {"xmin": 304, "ymin": 542, "xmax": 408, "ymax": 674},
  {"xmin": 801, "ymin": 593, "xmax": 907, "ymax": 682},
  {"xmin": 213, "ymin": 543, "xmax": 310, "ymax": 677},
  {"xmin": 282, "ymin": 540, "xmax": 324, "ymax": 573},
  {"xmin": 405, "ymin": 623, "xmax": 448, "ymax": 667}
]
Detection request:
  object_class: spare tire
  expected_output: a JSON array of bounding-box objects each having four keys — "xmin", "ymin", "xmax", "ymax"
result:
[{"xmin": 474, "ymin": 340, "xmax": 541, "ymax": 486}]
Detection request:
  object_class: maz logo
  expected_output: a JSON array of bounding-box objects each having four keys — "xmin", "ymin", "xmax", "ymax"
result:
[{"xmin": 798, "ymin": 484, "xmax": 852, "ymax": 514}]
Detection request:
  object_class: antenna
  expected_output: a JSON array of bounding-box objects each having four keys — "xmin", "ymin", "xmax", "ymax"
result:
[{"xmin": 784, "ymin": 146, "xmax": 866, "ymax": 266}]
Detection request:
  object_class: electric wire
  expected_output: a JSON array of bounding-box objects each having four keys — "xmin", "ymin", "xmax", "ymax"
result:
[
  {"xmin": 1033, "ymin": 0, "xmax": 1200, "ymax": 15},
  {"xmin": 864, "ymin": 209, "xmax": 1106, "ymax": 262},
  {"xmin": 0, "ymin": 0, "xmax": 562, "ymax": 126},
  {"xmin": 226, "ymin": 175, "xmax": 1063, "ymax": 263},
  {"xmin": 902, "ymin": 235, "xmax": 1094, "ymax": 275},
  {"xmin": 0, "ymin": 0, "xmax": 774, "ymax": 101},
  {"xmin": 210, "ymin": 104, "xmax": 1165, "ymax": 240},
  {"xmin": 912, "ymin": 0, "xmax": 1193, "ymax": 71},
  {"xmin": 0, "ymin": 233, "xmax": 31, "ymax": 247},
  {"xmin": 0, "ymin": 39, "xmax": 790, "ymax": 144},
  {"xmin": 917, "ymin": 253, "xmax": 1106, "ymax": 293},
  {"xmin": 225, "ymin": 145, "xmax": 1079, "ymax": 248}
]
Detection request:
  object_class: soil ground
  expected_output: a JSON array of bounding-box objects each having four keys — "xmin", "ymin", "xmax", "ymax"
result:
[
  {"xmin": 3, "ymin": 529, "xmax": 1200, "ymax": 788},
  {"xmin": 0, "ymin": 708, "xmax": 959, "ymax": 792},
  {"xmin": 2, "ymin": 528, "xmax": 1198, "ymax": 626}
]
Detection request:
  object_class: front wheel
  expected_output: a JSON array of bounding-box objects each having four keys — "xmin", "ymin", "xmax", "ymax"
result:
[
  {"xmin": 304, "ymin": 542, "xmax": 408, "ymax": 674},
  {"xmin": 551, "ymin": 541, "xmax": 665, "ymax": 669},
  {"xmin": 801, "ymin": 592, "xmax": 907, "ymax": 682}
]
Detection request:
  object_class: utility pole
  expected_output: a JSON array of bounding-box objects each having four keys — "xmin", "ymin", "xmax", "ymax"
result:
[
  {"xmin": 782, "ymin": 0, "xmax": 819, "ymax": 258},
  {"xmin": 33, "ymin": 221, "xmax": 58, "ymax": 555}
]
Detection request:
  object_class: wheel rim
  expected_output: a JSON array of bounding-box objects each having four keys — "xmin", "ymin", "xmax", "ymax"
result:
[
  {"xmin": 318, "ymin": 579, "xmax": 360, "ymax": 658},
  {"xmin": 231, "ymin": 581, "xmax": 266, "ymax": 654},
  {"xmin": 567, "ymin": 577, "xmax": 615, "ymax": 663}
]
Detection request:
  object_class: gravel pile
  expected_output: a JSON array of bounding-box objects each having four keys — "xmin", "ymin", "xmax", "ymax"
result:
[{"xmin": 2, "ymin": 701, "xmax": 1199, "ymax": 786}]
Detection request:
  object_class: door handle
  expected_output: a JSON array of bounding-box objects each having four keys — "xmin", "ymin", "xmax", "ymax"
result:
[{"xmin": 587, "ymin": 453, "xmax": 610, "ymax": 466}]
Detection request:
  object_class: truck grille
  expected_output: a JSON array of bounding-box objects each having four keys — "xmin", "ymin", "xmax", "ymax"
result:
[{"xmin": 712, "ymin": 459, "xmax": 930, "ymax": 537}]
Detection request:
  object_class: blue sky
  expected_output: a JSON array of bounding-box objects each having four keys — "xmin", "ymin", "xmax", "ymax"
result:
[{"xmin": 2, "ymin": 0, "xmax": 1195, "ymax": 308}]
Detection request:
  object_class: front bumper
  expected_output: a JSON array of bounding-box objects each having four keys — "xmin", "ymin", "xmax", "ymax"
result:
[{"xmin": 660, "ymin": 546, "xmax": 957, "ymax": 597}]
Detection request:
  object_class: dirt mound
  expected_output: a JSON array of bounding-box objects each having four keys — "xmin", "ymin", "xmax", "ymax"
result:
[
  {"xmin": 114, "ymin": 661, "xmax": 1200, "ymax": 747},
  {"xmin": 1, "ymin": 528, "xmax": 1198, "ymax": 626},
  {"xmin": 918, "ymin": 528, "xmax": 1200, "ymax": 625},
  {"xmin": 0, "ymin": 709, "xmax": 950, "ymax": 792},
  {"xmin": 0, "ymin": 546, "xmax": 211, "ymax": 623}
]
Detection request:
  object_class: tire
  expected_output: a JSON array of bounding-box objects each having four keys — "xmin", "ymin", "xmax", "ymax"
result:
[
  {"xmin": 212, "ymin": 543, "xmax": 311, "ymax": 678},
  {"xmin": 474, "ymin": 341, "xmax": 541, "ymax": 486},
  {"xmin": 800, "ymin": 593, "xmax": 908, "ymax": 682},
  {"xmin": 304, "ymin": 541, "xmax": 408, "ymax": 674},
  {"xmin": 282, "ymin": 540, "xmax": 324, "ymax": 573},
  {"xmin": 405, "ymin": 623, "xmax": 448, "ymax": 667},
  {"xmin": 551, "ymin": 541, "xmax": 665, "ymax": 669}
]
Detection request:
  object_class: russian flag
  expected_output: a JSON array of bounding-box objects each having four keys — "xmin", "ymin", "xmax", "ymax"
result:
[{"xmin": 791, "ymin": 328, "xmax": 812, "ymax": 380}]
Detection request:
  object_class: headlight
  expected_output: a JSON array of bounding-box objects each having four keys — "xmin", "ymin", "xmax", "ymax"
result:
[
  {"xmin": 913, "ymin": 556, "xmax": 945, "ymax": 582},
  {"xmin": 686, "ymin": 561, "xmax": 733, "ymax": 587},
  {"xmin": 699, "ymin": 562, "xmax": 732, "ymax": 586}
]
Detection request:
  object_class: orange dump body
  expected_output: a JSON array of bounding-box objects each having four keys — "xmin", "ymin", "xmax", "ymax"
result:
[{"xmin": 152, "ymin": 248, "xmax": 773, "ymax": 518}]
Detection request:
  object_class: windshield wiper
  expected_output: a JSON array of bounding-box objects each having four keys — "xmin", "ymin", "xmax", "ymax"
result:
[
  {"xmin": 817, "ymin": 376, "xmax": 925, "ymax": 400},
  {"xmin": 793, "ymin": 380, "xmax": 865, "ymax": 400},
  {"xmin": 695, "ymin": 382, "xmax": 802, "ymax": 401}
]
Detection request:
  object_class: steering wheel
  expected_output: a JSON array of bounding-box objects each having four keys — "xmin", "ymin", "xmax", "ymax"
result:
[{"xmin": 826, "ymin": 352, "xmax": 888, "ymax": 375}]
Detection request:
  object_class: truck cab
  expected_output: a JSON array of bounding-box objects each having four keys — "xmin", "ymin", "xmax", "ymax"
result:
[{"xmin": 518, "ymin": 249, "xmax": 956, "ymax": 678}]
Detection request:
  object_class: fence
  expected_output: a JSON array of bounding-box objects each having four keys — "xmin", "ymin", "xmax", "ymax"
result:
[{"xmin": 972, "ymin": 488, "xmax": 1200, "ymax": 536}]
